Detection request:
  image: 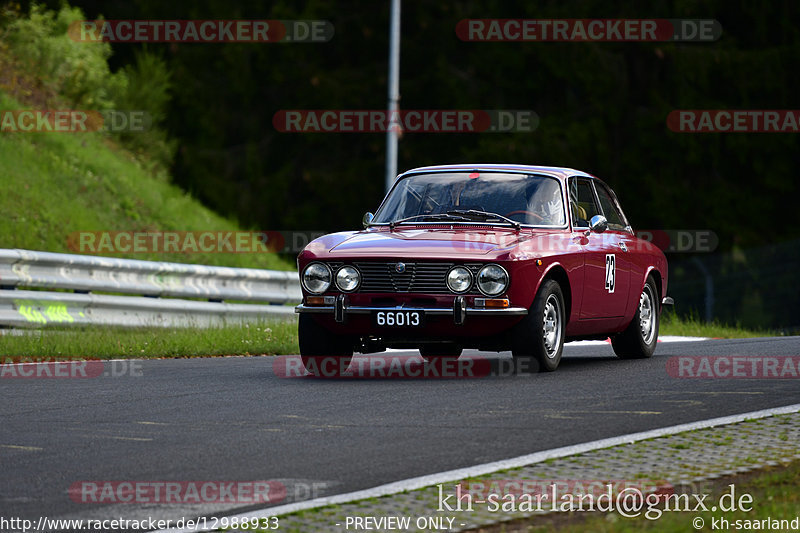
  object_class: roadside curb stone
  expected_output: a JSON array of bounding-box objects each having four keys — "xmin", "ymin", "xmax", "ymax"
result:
[{"xmin": 270, "ymin": 412, "xmax": 800, "ymax": 532}]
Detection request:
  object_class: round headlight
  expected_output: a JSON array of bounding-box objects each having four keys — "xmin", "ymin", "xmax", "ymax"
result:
[
  {"xmin": 477, "ymin": 264, "xmax": 509, "ymax": 296},
  {"xmin": 302, "ymin": 263, "xmax": 331, "ymax": 294},
  {"xmin": 447, "ymin": 266, "xmax": 473, "ymax": 293},
  {"xmin": 335, "ymin": 265, "xmax": 361, "ymax": 292}
]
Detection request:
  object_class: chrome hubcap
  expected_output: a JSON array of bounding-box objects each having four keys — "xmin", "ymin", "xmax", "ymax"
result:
[
  {"xmin": 639, "ymin": 286, "xmax": 655, "ymax": 344},
  {"xmin": 542, "ymin": 294, "xmax": 562, "ymax": 358}
]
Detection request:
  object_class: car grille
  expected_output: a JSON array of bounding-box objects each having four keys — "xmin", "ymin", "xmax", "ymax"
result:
[{"xmin": 328, "ymin": 262, "xmax": 482, "ymax": 294}]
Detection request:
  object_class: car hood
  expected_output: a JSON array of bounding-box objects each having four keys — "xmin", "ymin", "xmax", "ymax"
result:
[{"xmin": 324, "ymin": 228, "xmax": 555, "ymax": 258}]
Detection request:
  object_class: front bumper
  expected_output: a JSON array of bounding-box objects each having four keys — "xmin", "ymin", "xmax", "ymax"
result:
[{"xmin": 296, "ymin": 295, "xmax": 527, "ymax": 326}]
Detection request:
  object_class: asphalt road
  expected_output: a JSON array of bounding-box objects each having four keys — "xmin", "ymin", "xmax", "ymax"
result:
[{"xmin": 2, "ymin": 336, "xmax": 799, "ymax": 526}]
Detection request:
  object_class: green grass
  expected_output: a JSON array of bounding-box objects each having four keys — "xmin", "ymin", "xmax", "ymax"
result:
[
  {"xmin": 507, "ymin": 461, "xmax": 800, "ymax": 533},
  {"xmin": 0, "ymin": 88, "xmax": 291, "ymax": 271},
  {"xmin": 0, "ymin": 320, "xmax": 298, "ymax": 359},
  {"xmin": 659, "ymin": 313, "xmax": 775, "ymax": 338}
]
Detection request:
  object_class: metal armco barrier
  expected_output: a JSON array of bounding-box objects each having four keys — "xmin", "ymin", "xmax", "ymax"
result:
[{"xmin": 0, "ymin": 249, "xmax": 301, "ymax": 328}]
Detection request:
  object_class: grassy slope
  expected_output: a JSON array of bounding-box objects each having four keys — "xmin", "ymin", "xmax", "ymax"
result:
[{"xmin": 0, "ymin": 89, "xmax": 291, "ymax": 270}]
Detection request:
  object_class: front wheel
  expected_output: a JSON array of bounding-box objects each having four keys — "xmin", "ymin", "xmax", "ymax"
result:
[
  {"xmin": 611, "ymin": 276, "xmax": 659, "ymax": 359},
  {"xmin": 298, "ymin": 314, "xmax": 353, "ymax": 376},
  {"xmin": 511, "ymin": 279, "xmax": 565, "ymax": 372}
]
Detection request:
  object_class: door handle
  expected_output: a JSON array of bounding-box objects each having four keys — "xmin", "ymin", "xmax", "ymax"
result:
[{"xmin": 618, "ymin": 242, "xmax": 628, "ymax": 252}]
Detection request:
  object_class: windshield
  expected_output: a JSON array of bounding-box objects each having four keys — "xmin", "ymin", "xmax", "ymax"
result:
[{"xmin": 373, "ymin": 172, "xmax": 566, "ymax": 226}]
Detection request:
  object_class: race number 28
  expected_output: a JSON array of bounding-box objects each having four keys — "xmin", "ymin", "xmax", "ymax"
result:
[{"xmin": 605, "ymin": 254, "xmax": 615, "ymax": 293}]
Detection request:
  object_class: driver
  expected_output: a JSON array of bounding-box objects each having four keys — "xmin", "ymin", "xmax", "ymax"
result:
[{"xmin": 527, "ymin": 180, "xmax": 564, "ymax": 225}]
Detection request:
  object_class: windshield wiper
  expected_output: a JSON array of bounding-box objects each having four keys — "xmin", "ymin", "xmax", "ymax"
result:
[
  {"xmin": 388, "ymin": 213, "xmax": 471, "ymax": 229},
  {"xmin": 445, "ymin": 209, "xmax": 521, "ymax": 230}
]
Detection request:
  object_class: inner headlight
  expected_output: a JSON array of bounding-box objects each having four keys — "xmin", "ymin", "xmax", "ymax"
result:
[
  {"xmin": 477, "ymin": 264, "xmax": 509, "ymax": 296},
  {"xmin": 302, "ymin": 263, "xmax": 331, "ymax": 294},
  {"xmin": 335, "ymin": 265, "xmax": 361, "ymax": 292},
  {"xmin": 447, "ymin": 266, "xmax": 473, "ymax": 293}
]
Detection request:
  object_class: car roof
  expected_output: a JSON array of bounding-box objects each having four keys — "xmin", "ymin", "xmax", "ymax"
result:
[{"xmin": 399, "ymin": 164, "xmax": 597, "ymax": 181}]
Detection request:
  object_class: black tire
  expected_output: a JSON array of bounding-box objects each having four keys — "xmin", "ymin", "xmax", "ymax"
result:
[
  {"xmin": 298, "ymin": 314, "xmax": 353, "ymax": 376},
  {"xmin": 511, "ymin": 279, "xmax": 565, "ymax": 372},
  {"xmin": 611, "ymin": 276, "xmax": 659, "ymax": 359},
  {"xmin": 419, "ymin": 343, "xmax": 463, "ymax": 360}
]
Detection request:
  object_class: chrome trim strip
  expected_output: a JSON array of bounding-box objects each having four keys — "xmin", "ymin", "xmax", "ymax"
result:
[{"xmin": 295, "ymin": 304, "xmax": 528, "ymax": 316}]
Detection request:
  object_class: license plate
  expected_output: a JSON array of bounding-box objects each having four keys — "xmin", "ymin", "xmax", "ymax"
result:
[{"xmin": 373, "ymin": 310, "xmax": 424, "ymax": 328}]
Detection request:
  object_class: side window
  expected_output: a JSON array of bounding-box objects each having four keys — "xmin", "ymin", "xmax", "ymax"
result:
[
  {"xmin": 594, "ymin": 182, "xmax": 627, "ymax": 230},
  {"xmin": 569, "ymin": 177, "xmax": 601, "ymax": 228}
]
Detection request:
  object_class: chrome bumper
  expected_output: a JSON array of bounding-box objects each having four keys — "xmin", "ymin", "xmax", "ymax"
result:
[
  {"xmin": 296, "ymin": 296, "xmax": 527, "ymax": 325},
  {"xmin": 662, "ymin": 297, "xmax": 675, "ymax": 306}
]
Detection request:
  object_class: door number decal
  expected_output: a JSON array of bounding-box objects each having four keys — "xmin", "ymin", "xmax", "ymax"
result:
[{"xmin": 605, "ymin": 254, "xmax": 615, "ymax": 293}]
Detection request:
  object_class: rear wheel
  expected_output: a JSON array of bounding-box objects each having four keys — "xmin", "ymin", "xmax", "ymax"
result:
[
  {"xmin": 611, "ymin": 276, "xmax": 659, "ymax": 359},
  {"xmin": 298, "ymin": 314, "xmax": 353, "ymax": 376},
  {"xmin": 511, "ymin": 279, "xmax": 565, "ymax": 372}
]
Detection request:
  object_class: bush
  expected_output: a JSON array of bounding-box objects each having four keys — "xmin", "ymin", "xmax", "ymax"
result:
[
  {"xmin": 1, "ymin": 2, "xmax": 174, "ymax": 167},
  {"xmin": 2, "ymin": 3, "xmax": 126, "ymax": 109},
  {"xmin": 116, "ymin": 48, "xmax": 176, "ymax": 167}
]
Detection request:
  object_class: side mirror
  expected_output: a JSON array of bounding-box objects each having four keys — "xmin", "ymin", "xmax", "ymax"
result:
[
  {"xmin": 589, "ymin": 215, "xmax": 608, "ymax": 234},
  {"xmin": 362, "ymin": 212, "xmax": 374, "ymax": 229}
]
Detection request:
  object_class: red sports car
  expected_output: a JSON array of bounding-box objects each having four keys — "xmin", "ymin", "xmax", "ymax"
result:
[{"xmin": 296, "ymin": 164, "xmax": 673, "ymax": 373}]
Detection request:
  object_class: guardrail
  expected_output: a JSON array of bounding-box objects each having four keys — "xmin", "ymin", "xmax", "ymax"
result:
[{"xmin": 0, "ymin": 249, "xmax": 302, "ymax": 328}]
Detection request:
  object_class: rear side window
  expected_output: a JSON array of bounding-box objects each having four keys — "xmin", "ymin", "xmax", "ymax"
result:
[{"xmin": 594, "ymin": 182, "xmax": 627, "ymax": 230}]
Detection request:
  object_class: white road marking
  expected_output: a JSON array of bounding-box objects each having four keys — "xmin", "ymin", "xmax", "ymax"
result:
[
  {"xmin": 155, "ymin": 402, "xmax": 800, "ymax": 533},
  {"xmin": 658, "ymin": 335, "xmax": 710, "ymax": 342},
  {"xmin": 73, "ymin": 434, "xmax": 153, "ymax": 442},
  {"xmin": 569, "ymin": 335, "xmax": 709, "ymax": 346},
  {"xmin": 0, "ymin": 444, "xmax": 43, "ymax": 451}
]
